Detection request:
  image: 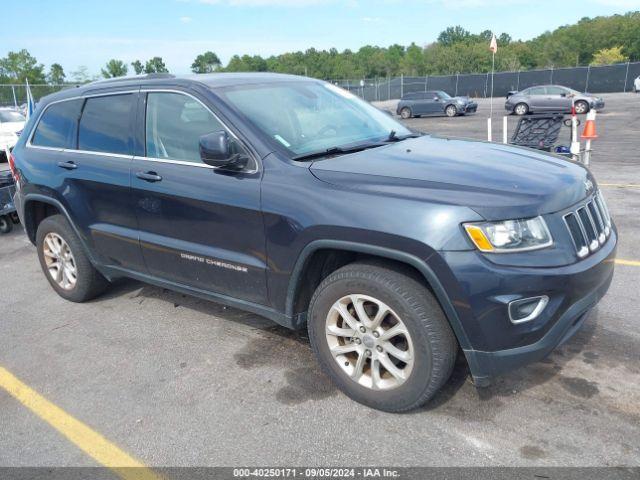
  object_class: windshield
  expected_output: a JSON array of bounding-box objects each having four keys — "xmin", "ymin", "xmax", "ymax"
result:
[
  {"xmin": 218, "ymin": 81, "xmax": 412, "ymax": 157},
  {"xmin": 0, "ymin": 110, "xmax": 25, "ymax": 122},
  {"xmin": 437, "ymin": 91, "xmax": 452, "ymax": 99}
]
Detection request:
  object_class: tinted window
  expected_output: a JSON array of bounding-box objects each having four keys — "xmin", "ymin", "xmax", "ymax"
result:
[
  {"xmin": 402, "ymin": 93, "xmax": 420, "ymax": 100},
  {"xmin": 31, "ymin": 100, "xmax": 83, "ymax": 149},
  {"xmin": 145, "ymin": 92, "xmax": 225, "ymax": 163},
  {"xmin": 545, "ymin": 86, "xmax": 566, "ymax": 95},
  {"xmin": 78, "ymin": 94, "xmax": 133, "ymax": 155}
]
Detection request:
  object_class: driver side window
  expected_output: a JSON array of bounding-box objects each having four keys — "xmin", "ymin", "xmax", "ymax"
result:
[{"xmin": 145, "ymin": 92, "xmax": 225, "ymax": 164}]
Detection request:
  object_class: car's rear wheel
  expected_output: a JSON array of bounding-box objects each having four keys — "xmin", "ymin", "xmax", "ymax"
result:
[
  {"xmin": 36, "ymin": 214, "xmax": 109, "ymax": 302},
  {"xmin": 574, "ymin": 100, "xmax": 589, "ymax": 114},
  {"xmin": 445, "ymin": 105, "xmax": 458, "ymax": 117},
  {"xmin": 308, "ymin": 262, "xmax": 457, "ymax": 412},
  {"xmin": 514, "ymin": 103, "xmax": 529, "ymax": 115},
  {"xmin": 400, "ymin": 107, "xmax": 412, "ymax": 119},
  {"xmin": 0, "ymin": 215, "xmax": 12, "ymax": 234}
]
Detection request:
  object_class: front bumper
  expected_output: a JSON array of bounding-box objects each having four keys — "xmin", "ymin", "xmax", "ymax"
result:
[
  {"xmin": 440, "ymin": 230, "xmax": 616, "ymax": 385},
  {"xmin": 462, "ymin": 103, "xmax": 477, "ymax": 113},
  {"xmin": 592, "ymin": 99, "xmax": 605, "ymax": 110}
]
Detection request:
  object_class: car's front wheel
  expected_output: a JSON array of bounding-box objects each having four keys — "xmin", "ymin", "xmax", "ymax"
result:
[
  {"xmin": 399, "ymin": 107, "xmax": 412, "ymax": 119},
  {"xmin": 574, "ymin": 100, "xmax": 589, "ymax": 114},
  {"xmin": 36, "ymin": 214, "xmax": 109, "ymax": 302},
  {"xmin": 308, "ymin": 262, "xmax": 457, "ymax": 412},
  {"xmin": 514, "ymin": 103, "xmax": 529, "ymax": 115},
  {"xmin": 445, "ymin": 105, "xmax": 458, "ymax": 117}
]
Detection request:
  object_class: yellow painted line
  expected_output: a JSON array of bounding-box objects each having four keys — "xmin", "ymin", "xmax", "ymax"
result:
[
  {"xmin": 0, "ymin": 366, "xmax": 162, "ymax": 480},
  {"xmin": 599, "ymin": 183, "xmax": 640, "ymax": 188},
  {"xmin": 615, "ymin": 259, "xmax": 640, "ymax": 267}
]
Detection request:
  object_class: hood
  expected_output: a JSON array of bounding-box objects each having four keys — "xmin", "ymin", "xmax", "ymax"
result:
[
  {"xmin": 453, "ymin": 95, "xmax": 472, "ymax": 103},
  {"xmin": 309, "ymin": 135, "xmax": 595, "ymax": 220}
]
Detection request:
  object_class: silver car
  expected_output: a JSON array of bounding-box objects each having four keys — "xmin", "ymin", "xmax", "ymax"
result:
[{"xmin": 505, "ymin": 85, "xmax": 605, "ymax": 115}]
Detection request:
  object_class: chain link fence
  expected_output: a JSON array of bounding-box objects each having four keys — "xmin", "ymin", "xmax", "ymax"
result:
[
  {"xmin": 1, "ymin": 61, "xmax": 639, "ymax": 108},
  {"xmin": 330, "ymin": 61, "xmax": 640, "ymax": 102},
  {"xmin": 0, "ymin": 83, "xmax": 75, "ymax": 108}
]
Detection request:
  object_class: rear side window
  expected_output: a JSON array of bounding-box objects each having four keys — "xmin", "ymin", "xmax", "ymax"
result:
[
  {"xmin": 528, "ymin": 87, "xmax": 546, "ymax": 95},
  {"xmin": 31, "ymin": 99, "xmax": 83, "ymax": 149},
  {"xmin": 78, "ymin": 94, "xmax": 133, "ymax": 155}
]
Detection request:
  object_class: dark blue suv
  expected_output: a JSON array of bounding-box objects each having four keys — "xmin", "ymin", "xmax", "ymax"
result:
[{"xmin": 10, "ymin": 73, "xmax": 616, "ymax": 412}]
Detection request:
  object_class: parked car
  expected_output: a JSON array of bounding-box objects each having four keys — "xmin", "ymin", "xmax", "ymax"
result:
[
  {"xmin": 505, "ymin": 85, "xmax": 605, "ymax": 115},
  {"xmin": 397, "ymin": 90, "xmax": 477, "ymax": 118},
  {"xmin": 633, "ymin": 75, "xmax": 640, "ymax": 93},
  {"xmin": 0, "ymin": 108, "xmax": 26, "ymax": 161},
  {"xmin": 11, "ymin": 73, "xmax": 616, "ymax": 412}
]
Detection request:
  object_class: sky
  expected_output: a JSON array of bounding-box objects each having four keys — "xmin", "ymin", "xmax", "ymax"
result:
[{"xmin": 1, "ymin": 0, "xmax": 639, "ymax": 78}]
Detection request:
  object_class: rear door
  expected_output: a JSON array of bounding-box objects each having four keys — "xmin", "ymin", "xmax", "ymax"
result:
[
  {"xmin": 130, "ymin": 89, "xmax": 268, "ymax": 304},
  {"xmin": 40, "ymin": 91, "xmax": 145, "ymax": 271},
  {"xmin": 527, "ymin": 86, "xmax": 548, "ymax": 110}
]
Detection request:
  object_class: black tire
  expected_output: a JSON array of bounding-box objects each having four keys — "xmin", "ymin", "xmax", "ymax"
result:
[
  {"xmin": 308, "ymin": 262, "xmax": 458, "ymax": 412},
  {"xmin": 400, "ymin": 107, "xmax": 412, "ymax": 119},
  {"xmin": 575, "ymin": 100, "xmax": 589, "ymax": 115},
  {"xmin": 36, "ymin": 214, "xmax": 109, "ymax": 302},
  {"xmin": 445, "ymin": 105, "xmax": 458, "ymax": 117},
  {"xmin": 0, "ymin": 215, "xmax": 12, "ymax": 234},
  {"xmin": 514, "ymin": 102, "xmax": 529, "ymax": 115}
]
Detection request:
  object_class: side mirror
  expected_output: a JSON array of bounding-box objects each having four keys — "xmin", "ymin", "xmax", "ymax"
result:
[{"xmin": 199, "ymin": 131, "xmax": 247, "ymax": 170}]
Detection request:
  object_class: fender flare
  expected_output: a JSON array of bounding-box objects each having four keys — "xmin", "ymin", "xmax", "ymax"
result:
[
  {"xmin": 21, "ymin": 193, "xmax": 98, "ymax": 264},
  {"xmin": 285, "ymin": 239, "xmax": 472, "ymax": 350}
]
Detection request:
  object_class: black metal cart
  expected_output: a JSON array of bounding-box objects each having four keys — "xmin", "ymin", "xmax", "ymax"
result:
[{"xmin": 0, "ymin": 171, "xmax": 18, "ymax": 234}]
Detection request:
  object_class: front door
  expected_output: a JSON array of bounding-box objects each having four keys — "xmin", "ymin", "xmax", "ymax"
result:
[
  {"xmin": 130, "ymin": 90, "xmax": 268, "ymax": 305},
  {"xmin": 544, "ymin": 86, "xmax": 572, "ymax": 111}
]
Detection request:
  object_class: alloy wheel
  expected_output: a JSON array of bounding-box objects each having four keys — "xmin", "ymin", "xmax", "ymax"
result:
[
  {"xmin": 325, "ymin": 294, "xmax": 414, "ymax": 390},
  {"xmin": 575, "ymin": 101, "xmax": 588, "ymax": 114},
  {"xmin": 42, "ymin": 232, "xmax": 77, "ymax": 290},
  {"xmin": 515, "ymin": 103, "xmax": 528, "ymax": 115}
]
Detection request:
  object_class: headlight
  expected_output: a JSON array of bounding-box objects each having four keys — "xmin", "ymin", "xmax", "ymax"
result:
[{"xmin": 463, "ymin": 216, "xmax": 553, "ymax": 253}]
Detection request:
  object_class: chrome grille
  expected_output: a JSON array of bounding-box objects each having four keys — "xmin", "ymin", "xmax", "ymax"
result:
[{"xmin": 563, "ymin": 191, "xmax": 612, "ymax": 258}]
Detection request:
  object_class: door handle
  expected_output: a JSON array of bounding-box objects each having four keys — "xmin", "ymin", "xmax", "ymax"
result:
[
  {"xmin": 136, "ymin": 171, "xmax": 163, "ymax": 182},
  {"xmin": 57, "ymin": 161, "xmax": 77, "ymax": 170}
]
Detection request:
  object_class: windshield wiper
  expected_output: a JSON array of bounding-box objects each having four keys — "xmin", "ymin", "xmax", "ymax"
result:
[
  {"xmin": 292, "ymin": 143, "xmax": 382, "ymax": 161},
  {"xmin": 292, "ymin": 133, "xmax": 423, "ymax": 161}
]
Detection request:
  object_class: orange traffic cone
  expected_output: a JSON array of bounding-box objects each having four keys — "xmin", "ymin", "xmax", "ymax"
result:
[{"xmin": 581, "ymin": 110, "xmax": 598, "ymax": 140}]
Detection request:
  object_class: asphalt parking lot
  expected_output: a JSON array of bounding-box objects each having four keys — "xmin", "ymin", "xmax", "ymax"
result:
[{"xmin": 1, "ymin": 92, "xmax": 639, "ymax": 470}]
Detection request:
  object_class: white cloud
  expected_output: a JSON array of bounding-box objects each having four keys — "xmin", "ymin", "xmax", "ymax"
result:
[{"xmin": 179, "ymin": 16, "xmax": 193, "ymax": 23}]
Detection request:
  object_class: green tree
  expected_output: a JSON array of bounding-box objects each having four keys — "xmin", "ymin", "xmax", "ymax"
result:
[
  {"xmin": 101, "ymin": 59, "xmax": 128, "ymax": 78},
  {"xmin": 437, "ymin": 26, "xmax": 471, "ymax": 46},
  {"xmin": 48, "ymin": 63, "xmax": 66, "ymax": 84},
  {"xmin": 131, "ymin": 60, "xmax": 144, "ymax": 75},
  {"xmin": 144, "ymin": 57, "xmax": 169, "ymax": 74},
  {"xmin": 590, "ymin": 46, "xmax": 628, "ymax": 65},
  {"xmin": 0, "ymin": 49, "xmax": 46, "ymax": 83},
  {"xmin": 191, "ymin": 51, "xmax": 221, "ymax": 73},
  {"xmin": 70, "ymin": 66, "xmax": 96, "ymax": 83}
]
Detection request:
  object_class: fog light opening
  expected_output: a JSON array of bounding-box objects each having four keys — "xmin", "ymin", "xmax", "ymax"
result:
[{"xmin": 508, "ymin": 295, "xmax": 549, "ymax": 324}]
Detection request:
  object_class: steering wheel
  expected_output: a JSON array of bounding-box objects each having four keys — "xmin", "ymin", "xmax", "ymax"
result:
[{"xmin": 317, "ymin": 125, "xmax": 340, "ymax": 137}]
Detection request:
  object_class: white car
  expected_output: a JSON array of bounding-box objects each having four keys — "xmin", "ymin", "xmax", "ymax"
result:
[
  {"xmin": 634, "ymin": 75, "xmax": 640, "ymax": 93},
  {"xmin": 0, "ymin": 108, "xmax": 26, "ymax": 161}
]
